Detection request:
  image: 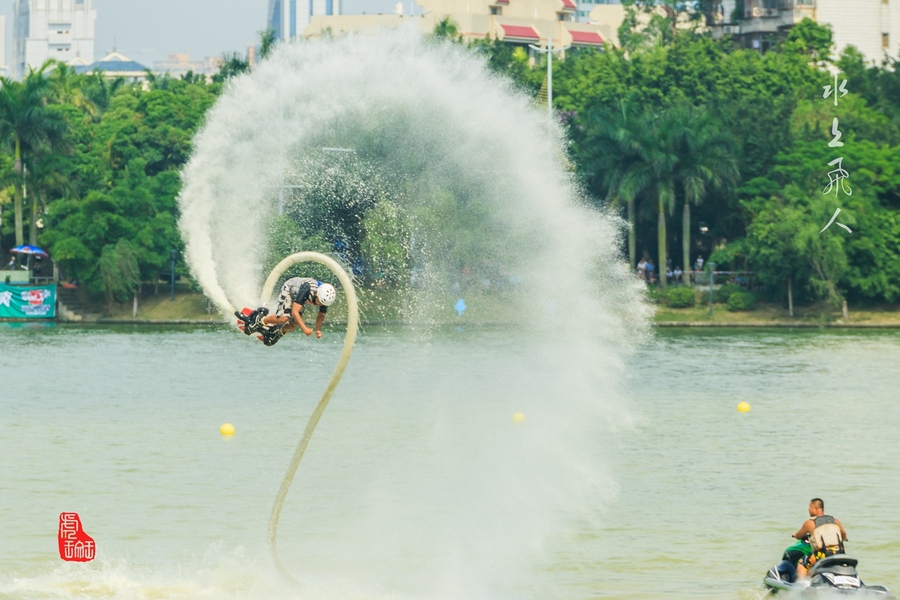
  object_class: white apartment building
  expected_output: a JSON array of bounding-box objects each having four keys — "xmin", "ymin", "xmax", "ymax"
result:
[
  {"xmin": 713, "ymin": 0, "xmax": 900, "ymax": 62},
  {"xmin": 0, "ymin": 16, "xmax": 8, "ymax": 77},
  {"xmin": 575, "ymin": 0, "xmax": 620, "ymax": 23},
  {"xmin": 268, "ymin": 0, "xmax": 344, "ymax": 42},
  {"xmin": 13, "ymin": 0, "xmax": 96, "ymax": 79},
  {"xmin": 816, "ymin": 0, "xmax": 899, "ymax": 62}
]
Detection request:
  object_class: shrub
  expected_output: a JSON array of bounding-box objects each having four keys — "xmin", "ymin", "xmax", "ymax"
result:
[
  {"xmin": 727, "ymin": 291, "xmax": 757, "ymax": 311},
  {"xmin": 714, "ymin": 283, "xmax": 744, "ymax": 303},
  {"xmin": 666, "ymin": 286, "xmax": 697, "ymax": 308},
  {"xmin": 644, "ymin": 287, "xmax": 666, "ymax": 304}
]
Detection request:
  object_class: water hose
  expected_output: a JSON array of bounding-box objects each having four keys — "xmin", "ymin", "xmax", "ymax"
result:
[{"xmin": 260, "ymin": 252, "xmax": 359, "ymax": 584}]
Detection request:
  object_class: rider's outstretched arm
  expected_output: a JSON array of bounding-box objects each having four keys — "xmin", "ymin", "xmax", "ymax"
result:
[
  {"xmin": 793, "ymin": 521, "xmax": 813, "ymax": 540},
  {"xmin": 315, "ymin": 311, "xmax": 326, "ymax": 338}
]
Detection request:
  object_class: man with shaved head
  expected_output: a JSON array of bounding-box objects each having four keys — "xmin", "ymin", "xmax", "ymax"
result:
[{"xmin": 792, "ymin": 498, "xmax": 848, "ymax": 578}]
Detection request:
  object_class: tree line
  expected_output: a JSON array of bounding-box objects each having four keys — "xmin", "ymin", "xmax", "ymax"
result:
[
  {"xmin": 2, "ymin": 14, "xmax": 899, "ymax": 312},
  {"xmin": 0, "ymin": 55, "xmax": 251, "ymax": 302},
  {"xmin": 438, "ymin": 7, "xmax": 900, "ymax": 309}
]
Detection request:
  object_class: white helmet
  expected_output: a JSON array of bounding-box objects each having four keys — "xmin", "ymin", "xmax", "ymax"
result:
[{"xmin": 316, "ymin": 282, "xmax": 337, "ymax": 306}]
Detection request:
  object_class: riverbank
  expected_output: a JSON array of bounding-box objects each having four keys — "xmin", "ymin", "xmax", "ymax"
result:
[
  {"xmin": 50, "ymin": 290, "xmax": 900, "ymax": 328},
  {"xmin": 655, "ymin": 302, "xmax": 900, "ymax": 327}
]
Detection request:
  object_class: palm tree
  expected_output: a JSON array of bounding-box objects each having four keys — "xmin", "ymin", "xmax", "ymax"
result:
[
  {"xmin": 433, "ymin": 17, "xmax": 462, "ymax": 42},
  {"xmin": 629, "ymin": 105, "xmax": 737, "ymax": 288},
  {"xmin": 259, "ymin": 29, "xmax": 279, "ymax": 61},
  {"xmin": 0, "ymin": 62, "xmax": 68, "ymax": 247},
  {"xmin": 81, "ymin": 71, "xmax": 126, "ymax": 111},
  {"xmin": 47, "ymin": 61, "xmax": 97, "ymax": 117},
  {"xmin": 578, "ymin": 99, "xmax": 654, "ymax": 268},
  {"xmin": 25, "ymin": 151, "xmax": 71, "ymax": 245},
  {"xmin": 642, "ymin": 112, "xmax": 679, "ymax": 287},
  {"xmin": 579, "ymin": 102, "xmax": 736, "ymax": 288},
  {"xmin": 665, "ymin": 104, "xmax": 738, "ymax": 283},
  {"xmin": 214, "ymin": 53, "xmax": 250, "ymax": 83}
]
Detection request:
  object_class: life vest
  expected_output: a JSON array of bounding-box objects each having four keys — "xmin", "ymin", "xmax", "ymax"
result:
[{"xmin": 812, "ymin": 515, "xmax": 844, "ymax": 553}]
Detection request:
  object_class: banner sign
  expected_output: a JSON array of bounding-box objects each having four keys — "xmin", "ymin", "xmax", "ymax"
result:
[{"xmin": 0, "ymin": 283, "xmax": 56, "ymax": 319}]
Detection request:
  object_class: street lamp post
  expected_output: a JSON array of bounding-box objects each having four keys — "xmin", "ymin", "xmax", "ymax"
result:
[
  {"xmin": 708, "ymin": 262, "xmax": 716, "ymax": 317},
  {"xmin": 170, "ymin": 249, "xmax": 177, "ymax": 302},
  {"xmin": 529, "ymin": 37, "xmax": 569, "ymax": 120}
]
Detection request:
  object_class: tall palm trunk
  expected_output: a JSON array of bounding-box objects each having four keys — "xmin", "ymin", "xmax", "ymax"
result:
[
  {"xmin": 13, "ymin": 137, "xmax": 24, "ymax": 247},
  {"xmin": 29, "ymin": 190, "xmax": 38, "ymax": 246},
  {"xmin": 628, "ymin": 197, "xmax": 636, "ymax": 268},
  {"xmin": 787, "ymin": 276, "xmax": 794, "ymax": 317},
  {"xmin": 682, "ymin": 202, "xmax": 691, "ymax": 287},
  {"xmin": 658, "ymin": 198, "xmax": 667, "ymax": 288}
]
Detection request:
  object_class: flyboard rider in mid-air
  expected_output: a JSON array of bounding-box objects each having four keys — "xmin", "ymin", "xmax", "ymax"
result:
[{"xmin": 235, "ymin": 277, "xmax": 337, "ymax": 346}]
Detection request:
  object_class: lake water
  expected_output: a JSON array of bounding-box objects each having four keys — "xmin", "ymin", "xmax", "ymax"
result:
[{"xmin": 1, "ymin": 324, "xmax": 898, "ymax": 599}]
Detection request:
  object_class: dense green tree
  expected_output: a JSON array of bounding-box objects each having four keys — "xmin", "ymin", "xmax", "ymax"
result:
[
  {"xmin": 37, "ymin": 76, "xmax": 216, "ymax": 295},
  {"xmin": 783, "ymin": 19, "xmax": 834, "ymax": 64},
  {"xmin": 99, "ymin": 238, "xmax": 140, "ymax": 305},
  {"xmin": 470, "ymin": 38, "xmax": 543, "ymax": 94},
  {"xmin": 0, "ymin": 26, "xmax": 897, "ymax": 312},
  {"xmin": 838, "ymin": 47, "xmax": 900, "ymax": 124},
  {"xmin": 361, "ymin": 200, "xmax": 410, "ymax": 286},
  {"xmin": 740, "ymin": 187, "xmax": 849, "ymax": 308}
]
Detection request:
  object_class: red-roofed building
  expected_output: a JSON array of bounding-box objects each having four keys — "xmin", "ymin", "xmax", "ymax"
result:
[
  {"xmin": 500, "ymin": 24, "xmax": 540, "ymax": 42},
  {"xmin": 567, "ymin": 29, "xmax": 604, "ymax": 46},
  {"xmin": 302, "ymin": 0, "xmax": 623, "ymax": 50}
]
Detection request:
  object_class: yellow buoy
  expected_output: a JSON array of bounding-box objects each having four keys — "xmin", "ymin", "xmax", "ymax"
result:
[
  {"xmin": 737, "ymin": 402, "xmax": 751, "ymax": 413},
  {"xmin": 512, "ymin": 411, "xmax": 526, "ymax": 424},
  {"xmin": 220, "ymin": 423, "xmax": 235, "ymax": 435}
]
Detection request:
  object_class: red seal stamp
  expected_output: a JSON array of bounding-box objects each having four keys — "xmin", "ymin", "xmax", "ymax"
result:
[{"xmin": 58, "ymin": 512, "xmax": 95, "ymax": 562}]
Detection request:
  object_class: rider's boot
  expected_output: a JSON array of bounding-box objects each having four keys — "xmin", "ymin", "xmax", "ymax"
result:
[
  {"xmin": 235, "ymin": 307, "xmax": 269, "ymax": 335},
  {"xmin": 259, "ymin": 326, "xmax": 284, "ymax": 347}
]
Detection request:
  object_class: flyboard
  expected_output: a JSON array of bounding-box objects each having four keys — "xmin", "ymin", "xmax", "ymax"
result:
[{"xmin": 234, "ymin": 252, "xmax": 359, "ymax": 584}]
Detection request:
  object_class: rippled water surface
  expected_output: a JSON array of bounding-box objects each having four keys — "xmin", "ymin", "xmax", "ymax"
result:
[{"xmin": 1, "ymin": 324, "xmax": 898, "ymax": 599}]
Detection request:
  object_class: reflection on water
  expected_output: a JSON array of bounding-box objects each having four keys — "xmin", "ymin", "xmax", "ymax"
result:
[{"xmin": 1, "ymin": 325, "xmax": 898, "ymax": 599}]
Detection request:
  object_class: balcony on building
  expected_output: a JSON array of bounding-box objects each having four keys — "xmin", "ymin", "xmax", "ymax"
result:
[{"xmin": 711, "ymin": 0, "xmax": 816, "ymax": 41}]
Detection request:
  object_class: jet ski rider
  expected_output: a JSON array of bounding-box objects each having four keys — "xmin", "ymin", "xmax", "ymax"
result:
[{"xmin": 792, "ymin": 497, "xmax": 848, "ymax": 578}]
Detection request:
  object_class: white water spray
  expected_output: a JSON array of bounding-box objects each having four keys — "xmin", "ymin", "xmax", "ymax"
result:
[{"xmin": 179, "ymin": 29, "xmax": 651, "ymax": 597}]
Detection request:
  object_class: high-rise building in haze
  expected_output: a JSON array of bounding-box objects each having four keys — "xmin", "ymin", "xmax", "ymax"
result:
[
  {"xmin": 13, "ymin": 0, "xmax": 96, "ymax": 79},
  {"xmin": 0, "ymin": 16, "xmax": 8, "ymax": 77},
  {"xmin": 268, "ymin": 0, "xmax": 343, "ymax": 42}
]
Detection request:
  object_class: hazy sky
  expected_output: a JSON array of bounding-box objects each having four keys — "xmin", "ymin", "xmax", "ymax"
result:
[
  {"xmin": 0, "ymin": 1, "xmax": 407, "ymax": 69},
  {"xmin": 1, "ymin": 0, "xmax": 269, "ymax": 68}
]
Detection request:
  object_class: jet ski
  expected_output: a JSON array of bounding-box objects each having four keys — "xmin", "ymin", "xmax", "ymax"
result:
[{"xmin": 764, "ymin": 553, "xmax": 895, "ymax": 597}]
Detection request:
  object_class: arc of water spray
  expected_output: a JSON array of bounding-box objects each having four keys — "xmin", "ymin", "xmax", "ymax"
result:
[{"xmin": 260, "ymin": 251, "xmax": 360, "ymax": 584}]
